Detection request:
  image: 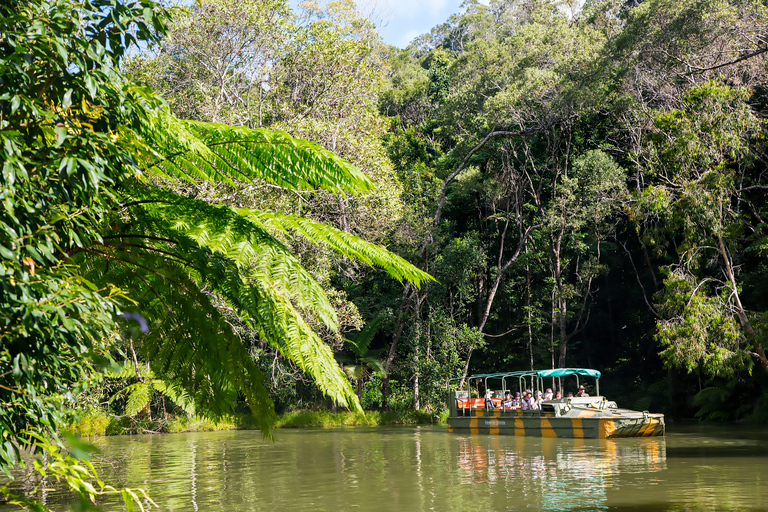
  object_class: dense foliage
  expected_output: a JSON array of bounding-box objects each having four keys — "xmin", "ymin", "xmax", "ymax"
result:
[
  {"xmin": 375, "ymin": 0, "xmax": 768, "ymax": 419},
  {"xmin": 4, "ymin": 0, "xmax": 768, "ymax": 506},
  {"xmin": 0, "ymin": 0, "xmax": 427, "ymax": 507}
]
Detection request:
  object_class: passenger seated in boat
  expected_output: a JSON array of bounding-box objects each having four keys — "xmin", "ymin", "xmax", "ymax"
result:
[
  {"xmin": 485, "ymin": 389, "xmax": 496, "ymax": 409},
  {"xmin": 577, "ymin": 385, "xmax": 589, "ymax": 397},
  {"xmin": 512, "ymin": 391, "xmax": 521, "ymax": 407},
  {"xmin": 502, "ymin": 391, "xmax": 513, "ymax": 408},
  {"xmin": 567, "ymin": 392, "xmax": 574, "ymax": 398},
  {"xmin": 543, "ymin": 388, "xmax": 553, "ymax": 401},
  {"xmin": 532, "ymin": 390, "xmax": 542, "ymax": 410},
  {"xmin": 522, "ymin": 390, "xmax": 533, "ymax": 410},
  {"xmin": 555, "ymin": 390, "xmax": 562, "ymax": 399}
]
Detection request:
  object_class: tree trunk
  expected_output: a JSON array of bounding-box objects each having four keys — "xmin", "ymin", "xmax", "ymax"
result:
[
  {"xmin": 382, "ymin": 283, "xmax": 413, "ymax": 409},
  {"xmin": 716, "ymin": 235, "xmax": 768, "ymax": 372},
  {"xmin": 553, "ymin": 225, "xmax": 567, "ymax": 368},
  {"xmin": 558, "ymin": 296, "xmax": 568, "ymax": 368},
  {"xmin": 414, "ymin": 342, "xmax": 420, "ymax": 411}
]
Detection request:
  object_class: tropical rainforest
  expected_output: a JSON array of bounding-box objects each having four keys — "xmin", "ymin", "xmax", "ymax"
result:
[{"xmin": 3, "ymin": 0, "xmax": 768, "ymax": 507}]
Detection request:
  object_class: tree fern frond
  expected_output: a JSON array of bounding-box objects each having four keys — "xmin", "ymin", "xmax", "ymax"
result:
[
  {"xmin": 105, "ymin": 361, "xmax": 140, "ymax": 380},
  {"xmin": 184, "ymin": 121, "xmax": 371, "ymax": 194},
  {"xmin": 127, "ymin": 191, "xmax": 340, "ymax": 331},
  {"xmin": 79, "ymin": 249, "xmax": 276, "ymax": 434},
  {"xmin": 131, "ymin": 109, "xmax": 371, "ymax": 194},
  {"xmin": 245, "ymin": 279, "xmax": 360, "ymax": 411},
  {"xmin": 238, "ymin": 209, "xmax": 434, "ymax": 287},
  {"xmin": 124, "ymin": 382, "xmax": 153, "ymax": 417},
  {"xmin": 153, "ymin": 380, "xmax": 196, "ymax": 416}
]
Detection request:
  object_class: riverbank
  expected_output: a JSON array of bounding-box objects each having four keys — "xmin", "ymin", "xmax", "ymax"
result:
[{"xmin": 65, "ymin": 409, "xmax": 448, "ymax": 437}]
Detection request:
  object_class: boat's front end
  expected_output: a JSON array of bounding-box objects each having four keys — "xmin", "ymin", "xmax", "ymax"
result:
[{"xmin": 598, "ymin": 410, "xmax": 666, "ymax": 438}]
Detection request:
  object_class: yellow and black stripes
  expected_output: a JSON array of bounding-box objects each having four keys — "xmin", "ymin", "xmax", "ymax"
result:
[{"xmin": 448, "ymin": 411, "xmax": 665, "ymax": 439}]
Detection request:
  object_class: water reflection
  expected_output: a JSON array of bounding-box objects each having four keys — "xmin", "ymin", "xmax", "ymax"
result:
[
  {"xmin": 3, "ymin": 425, "xmax": 768, "ymax": 511},
  {"xmin": 452, "ymin": 435, "xmax": 666, "ymax": 511}
]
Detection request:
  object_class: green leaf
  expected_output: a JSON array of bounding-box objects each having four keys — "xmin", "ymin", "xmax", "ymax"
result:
[
  {"xmin": 62, "ymin": 89, "xmax": 73, "ymax": 110},
  {"xmin": 84, "ymin": 74, "xmax": 97, "ymax": 99}
]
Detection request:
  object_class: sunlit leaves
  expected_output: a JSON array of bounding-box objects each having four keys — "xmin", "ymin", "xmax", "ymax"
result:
[
  {"xmin": 139, "ymin": 118, "xmax": 372, "ymax": 194},
  {"xmin": 655, "ymin": 269, "xmax": 748, "ymax": 377},
  {"xmin": 637, "ymin": 82, "xmax": 767, "ymax": 376}
]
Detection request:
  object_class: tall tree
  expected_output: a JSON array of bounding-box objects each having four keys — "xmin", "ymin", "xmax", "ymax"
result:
[{"xmin": 633, "ymin": 82, "xmax": 768, "ymax": 375}]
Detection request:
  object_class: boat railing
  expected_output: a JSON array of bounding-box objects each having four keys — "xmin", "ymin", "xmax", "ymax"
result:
[{"xmin": 450, "ymin": 392, "xmax": 617, "ymax": 418}]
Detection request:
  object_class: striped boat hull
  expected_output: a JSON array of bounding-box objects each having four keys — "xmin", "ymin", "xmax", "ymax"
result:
[{"xmin": 447, "ymin": 409, "xmax": 665, "ymax": 439}]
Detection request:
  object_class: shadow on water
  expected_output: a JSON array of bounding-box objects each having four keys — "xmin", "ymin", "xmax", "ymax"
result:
[
  {"xmin": 666, "ymin": 445, "xmax": 768, "ymax": 458},
  {"xmin": 572, "ymin": 506, "xmax": 765, "ymax": 512},
  {"xmin": 666, "ymin": 422, "xmax": 768, "ymax": 458}
]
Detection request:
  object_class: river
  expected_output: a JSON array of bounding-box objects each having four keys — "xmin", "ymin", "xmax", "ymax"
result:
[{"xmin": 3, "ymin": 423, "xmax": 768, "ymax": 511}]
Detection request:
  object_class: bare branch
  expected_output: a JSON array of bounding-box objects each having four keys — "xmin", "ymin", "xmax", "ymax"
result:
[{"xmin": 684, "ymin": 46, "xmax": 768, "ymax": 75}]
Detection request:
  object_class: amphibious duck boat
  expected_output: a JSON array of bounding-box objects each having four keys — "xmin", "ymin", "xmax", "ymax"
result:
[{"xmin": 447, "ymin": 368, "xmax": 665, "ymax": 439}]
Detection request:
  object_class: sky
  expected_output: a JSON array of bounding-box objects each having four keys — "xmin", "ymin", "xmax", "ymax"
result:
[
  {"xmin": 292, "ymin": 0, "xmax": 485, "ymax": 49},
  {"xmin": 358, "ymin": 0, "xmax": 476, "ymax": 48}
]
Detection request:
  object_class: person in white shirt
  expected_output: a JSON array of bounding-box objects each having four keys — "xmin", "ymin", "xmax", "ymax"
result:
[{"xmin": 485, "ymin": 388, "xmax": 496, "ymax": 409}]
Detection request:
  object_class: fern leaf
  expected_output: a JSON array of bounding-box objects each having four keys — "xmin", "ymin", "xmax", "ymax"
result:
[
  {"xmin": 124, "ymin": 382, "xmax": 153, "ymax": 417},
  {"xmin": 153, "ymin": 380, "xmax": 196, "ymax": 416},
  {"xmin": 238, "ymin": 209, "xmax": 433, "ymax": 287},
  {"xmin": 132, "ymin": 110, "xmax": 371, "ymax": 194},
  {"xmin": 128, "ymin": 189, "xmax": 340, "ymax": 331},
  {"xmin": 246, "ymin": 279, "xmax": 360, "ymax": 411},
  {"xmin": 80, "ymin": 249, "xmax": 276, "ymax": 434}
]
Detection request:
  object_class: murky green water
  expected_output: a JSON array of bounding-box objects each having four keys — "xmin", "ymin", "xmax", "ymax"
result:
[{"xmin": 4, "ymin": 424, "xmax": 768, "ymax": 511}]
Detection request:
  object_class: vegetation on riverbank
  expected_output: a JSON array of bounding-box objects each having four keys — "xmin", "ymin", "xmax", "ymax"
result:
[{"xmin": 64, "ymin": 409, "xmax": 447, "ymax": 437}]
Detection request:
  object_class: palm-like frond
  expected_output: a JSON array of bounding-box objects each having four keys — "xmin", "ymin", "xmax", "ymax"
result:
[
  {"xmin": 101, "ymin": 111, "xmax": 433, "ymax": 427},
  {"xmin": 106, "ymin": 362, "xmax": 197, "ymax": 416},
  {"xmin": 246, "ymin": 279, "xmax": 360, "ymax": 410},
  {"xmin": 153, "ymin": 381, "xmax": 196, "ymax": 417},
  {"xmin": 123, "ymin": 381, "xmax": 153, "ymax": 417},
  {"xmin": 90, "ymin": 211, "xmax": 361, "ymax": 418},
  {"xmin": 344, "ymin": 315, "xmax": 384, "ymax": 357},
  {"xmin": 80, "ymin": 247, "xmax": 276, "ymax": 432},
  {"xmin": 130, "ymin": 188, "xmax": 339, "ymax": 331},
  {"xmin": 239, "ymin": 210, "xmax": 434, "ymax": 287},
  {"xmin": 131, "ymin": 108, "xmax": 371, "ymax": 194}
]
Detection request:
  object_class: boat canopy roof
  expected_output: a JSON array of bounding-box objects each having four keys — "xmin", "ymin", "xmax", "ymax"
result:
[
  {"xmin": 449, "ymin": 368, "xmax": 601, "ymax": 384},
  {"xmin": 536, "ymin": 368, "xmax": 601, "ymax": 379}
]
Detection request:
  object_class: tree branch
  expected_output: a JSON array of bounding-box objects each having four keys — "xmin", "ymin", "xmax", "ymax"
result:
[{"xmin": 684, "ymin": 46, "xmax": 768, "ymax": 75}]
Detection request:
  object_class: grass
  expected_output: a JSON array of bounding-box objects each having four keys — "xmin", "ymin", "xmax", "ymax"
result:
[
  {"xmin": 64, "ymin": 411, "xmax": 257, "ymax": 437},
  {"xmin": 274, "ymin": 409, "xmax": 448, "ymax": 428}
]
